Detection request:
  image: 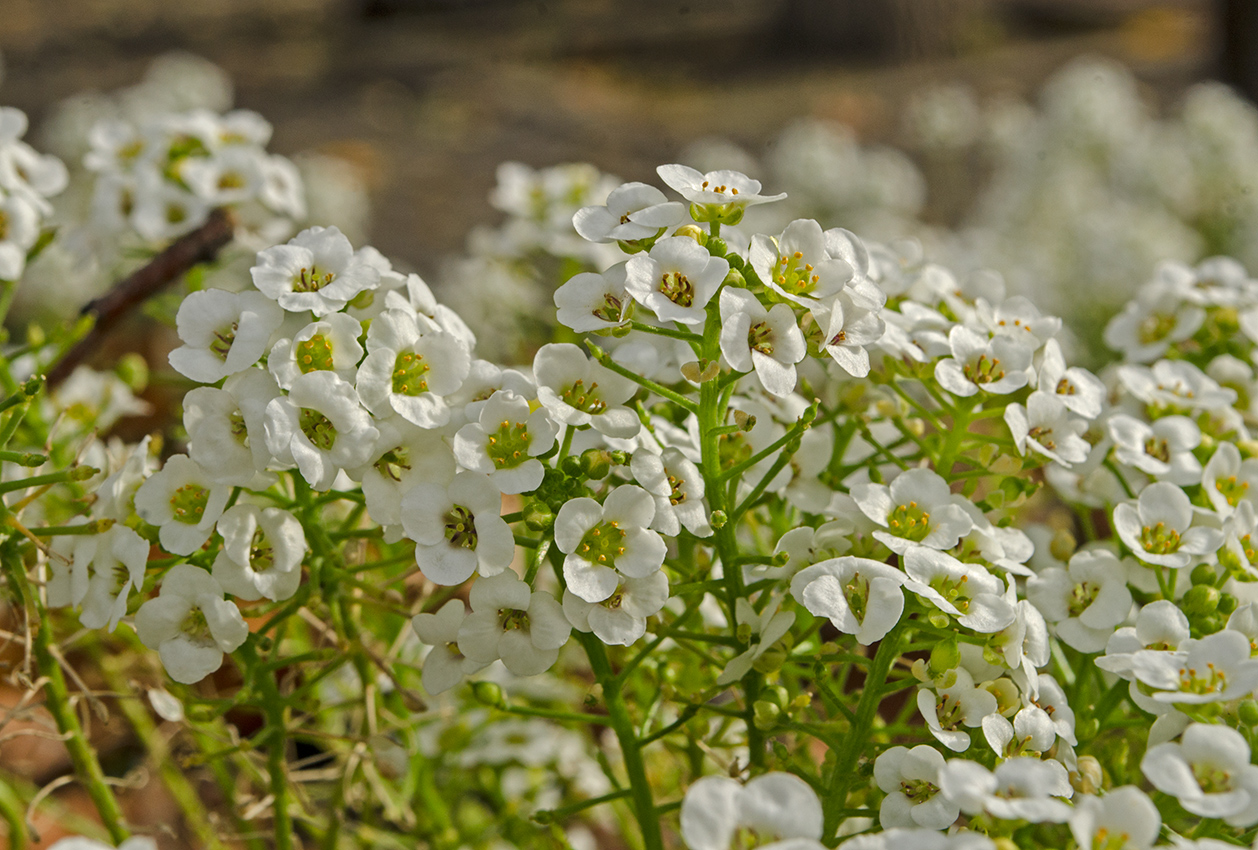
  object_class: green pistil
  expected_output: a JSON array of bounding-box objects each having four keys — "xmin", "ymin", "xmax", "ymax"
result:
[
  {"xmin": 899, "ymin": 778, "xmax": 938, "ymax": 804},
  {"xmin": 748, "ymin": 321, "xmax": 774, "ymax": 356},
  {"xmin": 1067, "ymin": 581, "xmax": 1100, "ymax": 618},
  {"xmin": 292, "ymin": 264, "xmax": 336, "ymax": 293},
  {"xmin": 1216, "ymin": 475, "xmax": 1250, "ymax": 507},
  {"xmin": 666, "ymin": 474, "xmax": 687, "ymax": 506},
  {"xmin": 229, "ymin": 411, "xmax": 249, "ymax": 445},
  {"xmin": 887, "ymin": 501, "xmax": 932, "ymax": 542},
  {"xmin": 602, "ymin": 590, "xmax": 626, "ymax": 610},
  {"xmin": 296, "ymin": 333, "xmax": 335, "ymax": 374},
  {"xmin": 775, "ymin": 250, "xmax": 819, "ymax": 296},
  {"xmin": 392, "ymin": 350, "xmax": 430, "ymax": 396},
  {"xmin": 170, "ymin": 483, "xmax": 209, "ymax": 525},
  {"xmin": 486, "ymin": 420, "xmax": 532, "ymax": 470},
  {"xmin": 299, "ymin": 408, "xmax": 337, "ymax": 452},
  {"xmin": 930, "ymin": 574, "xmax": 971, "ymax": 612},
  {"xmin": 659, "ymin": 271, "xmax": 695, "ymax": 307},
  {"xmin": 592, "ymin": 292, "xmax": 625, "ymax": 324},
  {"xmin": 500, "ymin": 608, "xmax": 530, "ymax": 631},
  {"xmin": 249, "ymin": 528, "xmax": 274, "ymax": 572},
  {"xmin": 209, "ymin": 322, "xmax": 238, "ymax": 361},
  {"xmin": 1093, "ymin": 829, "xmax": 1132, "ymax": 850},
  {"xmin": 1140, "ymin": 521, "xmax": 1182, "ymax": 555},
  {"xmin": 444, "ymin": 505, "xmax": 478, "ymax": 550},
  {"xmin": 179, "ymin": 606, "xmax": 211, "ymax": 642},
  {"xmin": 578, "ymin": 520, "xmax": 626, "ymax": 567},
  {"xmin": 1144, "ymin": 437, "xmax": 1171, "ymax": 463},
  {"xmin": 1193, "ymin": 763, "xmax": 1233, "ymax": 795},
  {"xmin": 1138, "ymin": 312, "xmax": 1177, "ymax": 345},
  {"xmin": 844, "ymin": 572, "xmax": 870, "ymax": 622},
  {"xmin": 935, "ymin": 693, "xmax": 963, "ymax": 728},
  {"xmin": 375, "ymin": 447, "xmax": 411, "ymax": 482},
  {"xmin": 560, "ymin": 379, "xmax": 606, "ymax": 414},
  {"xmin": 1179, "ymin": 662, "xmax": 1227, "ymax": 696},
  {"xmin": 962, "ymin": 354, "xmax": 1004, "ymax": 385}
]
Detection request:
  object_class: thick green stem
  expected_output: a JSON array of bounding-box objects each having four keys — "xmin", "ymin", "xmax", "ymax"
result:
[
  {"xmin": 0, "ymin": 777, "xmax": 27, "ymax": 850},
  {"xmin": 259, "ymin": 669, "xmax": 294, "ymax": 850},
  {"xmin": 821, "ymin": 621, "xmax": 906, "ymax": 843}
]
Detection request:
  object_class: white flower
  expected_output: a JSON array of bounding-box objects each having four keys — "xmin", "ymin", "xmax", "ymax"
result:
[
  {"xmin": 980, "ymin": 705, "xmax": 1057, "ymax": 758},
  {"xmin": 48, "ymin": 525, "xmax": 148, "ymax": 632},
  {"xmin": 457, "ymin": 571, "xmax": 570, "ymax": 677},
  {"xmin": 534, "ymin": 343, "xmax": 640, "ymax": 439},
  {"xmin": 716, "ymin": 597, "xmax": 795, "ymax": 686},
  {"xmin": 1117, "ymin": 360, "xmax": 1237, "ymax": 413},
  {"xmin": 556, "ymin": 485, "xmax": 666, "ymax": 603},
  {"xmin": 93, "ymin": 436, "xmax": 156, "ymax": 522},
  {"xmin": 47, "ymin": 837, "xmax": 158, "ymax": 850},
  {"xmin": 1112, "ymin": 481, "xmax": 1223, "ymax": 568},
  {"xmin": 1004, "ymin": 391, "xmax": 1090, "ymax": 466},
  {"xmin": 679, "ymin": 772, "xmax": 823, "ymax": 850},
  {"xmin": 851, "ymin": 467, "xmax": 974, "ymax": 555},
  {"xmin": 563, "ymin": 570, "xmax": 670, "ymax": 646},
  {"xmin": 168, "ymin": 289, "xmax": 283, "ymax": 383},
  {"xmin": 937, "ymin": 757, "xmax": 1073, "ymax": 823},
  {"xmin": 657, "ymin": 164, "xmax": 786, "ymax": 224},
  {"xmin": 904, "ymin": 548, "xmax": 1016, "ymax": 633},
  {"xmin": 789, "ymin": 556, "xmax": 907, "ymax": 645},
  {"xmin": 624, "ymin": 236, "xmax": 728, "ymax": 326},
  {"xmin": 554, "ymin": 263, "xmax": 633, "ymax": 332},
  {"xmin": 1027, "ymin": 548, "xmax": 1133, "ymax": 653},
  {"xmin": 268, "ymin": 312, "xmax": 364, "ymax": 390},
  {"xmin": 1108, "ymin": 414, "xmax": 1202, "ymax": 485},
  {"xmin": 917, "ymin": 667, "xmax": 998, "ymax": 752},
  {"xmin": 0, "ymin": 192, "xmax": 41, "ymax": 281},
  {"xmin": 263, "ymin": 371, "xmax": 380, "ymax": 491},
  {"xmin": 1203, "ymin": 442, "xmax": 1258, "ymax": 516},
  {"xmin": 718, "ymin": 287, "xmax": 805, "ymax": 397},
  {"xmin": 400, "ymin": 471, "xmax": 515, "ymax": 586},
  {"xmin": 211, "ymin": 504, "xmax": 306, "ymax": 602},
  {"xmin": 1037, "ymin": 338, "xmax": 1105, "ymax": 419},
  {"xmin": 816, "ymin": 289, "xmax": 885, "ymax": 378},
  {"xmin": 351, "ymin": 416, "xmax": 456, "ymax": 530},
  {"xmin": 1069, "ymin": 787, "xmax": 1160, "ymax": 850},
  {"xmin": 1127, "ymin": 629, "xmax": 1258, "ymax": 705},
  {"xmin": 934, "ymin": 325, "xmax": 1033, "ymax": 397},
  {"xmin": 572, "ymin": 181, "xmax": 684, "ymax": 244},
  {"xmin": 183, "ymin": 375, "xmax": 280, "ymax": 487},
  {"xmin": 453, "ymin": 390, "xmax": 557, "ymax": 494},
  {"xmin": 412, "ymin": 599, "xmax": 490, "ymax": 695},
  {"xmin": 837, "ymin": 830, "xmax": 993, "ymax": 850},
  {"xmin": 874, "ymin": 745, "xmax": 958, "ymax": 829},
  {"xmin": 1104, "ymin": 274, "xmax": 1205, "ymax": 363},
  {"xmin": 135, "ymin": 564, "xmax": 249, "ymax": 685},
  {"xmin": 133, "ymin": 454, "xmax": 231, "ymax": 556},
  {"xmin": 1141, "ymin": 723, "xmax": 1258, "ymax": 825},
  {"xmin": 250, "ymin": 225, "xmax": 380, "ymax": 315},
  {"xmin": 356, "ymin": 307, "xmax": 471, "ymax": 429},
  {"xmin": 629, "ymin": 449, "xmax": 712, "ymax": 538},
  {"xmin": 749, "ymin": 218, "xmax": 853, "ymax": 307}
]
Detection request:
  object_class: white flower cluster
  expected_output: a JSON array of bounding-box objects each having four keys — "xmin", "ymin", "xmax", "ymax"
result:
[
  {"xmin": 84, "ymin": 107, "xmax": 304, "ymax": 244},
  {"xmin": 0, "ymin": 107, "xmax": 67, "ymax": 281}
]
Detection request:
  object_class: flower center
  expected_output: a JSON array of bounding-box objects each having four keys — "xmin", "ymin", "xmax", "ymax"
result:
[
  {"xmin": 1027, "ymin": 425, "xmax": 1057, "ymax": 451},
  {"xmin": 560, "ymin": 378, "xmax": 607, "ymax": 414},
  {"xmin": 899, "ymin": 778, "xmax": 938, "ymax": 803},
  {"xmin": 667, "ymin": 474, "xmax": 687, "ymax": 505},
  {"xmin": 578, "ymin": 520, "xmax": 626, "ymax": 566},
  {"xmin": 659, "ymin": 271, "xmax": 695, "ymax": 308},
  {"xmin": 1055, "ymin": 377, "xmax": 1077, "ymax": 396},
  {"xmin": 292, "ymin": 264, "xmax": 336, "ymax": 293},
  {"xmin": 486, "ymin": 420, "xmax": 532, "ymax": 470},
  {"xmin": 747, "ymin": 320, "xmax": 774, "ymax": 356},
  {"xmin": 299, "ymin": 408, "xmax": 337, "ymax": 452},
  {"xmin": 374, "ymin": 447, "xmax": 411, "ymax": 482},
  {"xmin": 1137, "ymin": 312, "xmax": 1177, "ymax": 345},
  {"xmin": 844, "ymin": 572, "xmax": 871, "ymax": 622},
  {"xmin": 888, "ymin": 501, "xmax": 932, "ymax": 542},
  {"xmin": 1144, "ymin": 437, "xmax": 1170, "ymax": 463},
  {"xmin": 1139, "ymin": 522, "xmax": 1182, "ymax": 555},
  {"xmin": 592, "ymin": 292, "xmax": 625, "ymax": 324},
  {"xmin": 775, "ymin": 250, "xmax": 820, "ymax": 296},
  {"xmin": 217, "ymin": 171, "xmax": 246, "ymax": 190},
  {"xmin": 1067, "ymin": 581, "xmax": 1100, "ymax": 618},
  {"xmin": 963, "ymin": 353, "xmax": 1005, "ymax": 385},
  {"xmin": 1193, "ymin": 762, "xmax": 1233, "ymax": 795},
  {"xmin": 1216, "ymin": 475, "xmax": 1250, "ymax": 507},
  {"xmin": 229, "ymin": 411, "xmax": 249, "ymax": 446},
  {"xmin": 296, "ymin": 333, "xmax": 335, "ymax": 374},
  {"xmin": 249, "ymin": 527, "xmax": 275, "ymax": 572},
  {"xmin": 178, "ymin": 605, "xmax": 213, "ymax": 644},
  {"xmin": 443, "ymin": 505, "xmax": 478, "ymax": 550},
  {"xmin": 170, "ymin": 483, "xmax": 209, "ymax": 525},
  {"xmin": 499, "ymin": 608, "xmax": 530, "ymax": 631},
  {"xmin": 929, "ymin": 573, "xmax": 971, "ymax": 612},
  {"xmin": 209, "ymin": 322, "xmax": 238, "ymax": 361},
  {"xmin": 1179, "ymin": 662, "xmax": 1227, "ymax": 696},
  {"xmin": 392, "ymin": 350, "xmax": 430, "ymax": 396}
]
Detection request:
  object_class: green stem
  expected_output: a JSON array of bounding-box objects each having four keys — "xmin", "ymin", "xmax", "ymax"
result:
[
  {"xmin": 0, "ymin": 777, "xmax": 27, "ymax": 850},
  {"xmin": 585, "ymin": 341, "xmax": 699, "ymax": 414},
  {"xmin": 629, "ymin": 321, "xmax": 702, "ymax": 343},
  {"xmin": 260, "ymin": 667, "xmax": 294, "ymax": 850},
  {"xmin": 821, "ymin": 620, "xmax": 906, "ymax": 843}
]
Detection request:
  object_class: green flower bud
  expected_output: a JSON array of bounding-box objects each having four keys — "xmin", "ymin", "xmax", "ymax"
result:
[
  {"xmin": 579, "ymin": 449, "xmax": 613, "ymax": 481},
  {"xmin": 753, "ymin": 700, "xmax": 781, "ymax": 731},
  {"xmin": 1219, "ymin": 593, "xmax": 1239, "ymax": 615},
  {"xmin": 1191, "ymin": 563, "xmax": 1217, "ymax": 586},
  {"xmin": 1184, "ymin": 584, "xmax": 1221, "ymax": 615},
  {"xmin": 673, "ymin": 224, "xmax": 707, "ymax": 244},
  {"xmin": 471, "ymin": 681, "xmax": 506, "ymax": 709},
  {"xmin": 523, "ymin": 501, "xmax": 554, "ymax": 532},
  {"xmin": 929, "ymin": 638, "xmax": 961, "ymax": 679},
  {"xmin": 1239, "ymin": 699, "xmax": 1258, "ymax": 727}
]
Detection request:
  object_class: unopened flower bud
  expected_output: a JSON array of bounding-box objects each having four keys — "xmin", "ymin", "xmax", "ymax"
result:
[
  {"xmin": 70, "ymin": 465, "xmax": 100, "ymax": 481},
  {"xmin": 115, "ymin": 352, "xmax": 149, "ymax": 393},
  {"xmin": 1219, "ymin": 593, "xmax": 1239, "ymax": 615},
  {"xmin": 471, "ymin": 681, "xmax": 506, "ymax": 709},
  {"xmin": 1239, "ymin": 699, "xmax": 1258, "ymax": 726},
  {"xmin": 752, "ymin": 700, "xmax": 781, "ymax": 731},
  {"xmin": 706, "ymin": 237, "xmax": 728, "ymax": 257},
  {"xmin": 1049, "ymin": 528, "xmax": 1077, "ymax": 562},
  {"xmin": 928, "ymin": 638, "xmax": 960, "ymax": 679},
  {"xmin": 1073, "ymin": 755, "xmax": 1103, "ymax": 795},
  {"xmin": 1184, "ymin": 584, "xmax": 1220, "ymax": 615},
  {"xmin": 1191, "ymin": 563, "xmax": 1217, "ymax": 586},
  {"xmin": 710, "ymin": 510, "xmax": 727, "ymax": 529},
  {"xmin": 580, "ymin": 449, "xmax": 613, "ymax": 480},
  {"xmin": 673, "ymin": 224, "xmax": 707, "ymax": 244}
]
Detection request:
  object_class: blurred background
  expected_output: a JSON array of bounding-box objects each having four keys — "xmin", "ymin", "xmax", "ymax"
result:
[{"xmin": 0, "ymin": 0, "xmax": 1235, "ymax": 277}]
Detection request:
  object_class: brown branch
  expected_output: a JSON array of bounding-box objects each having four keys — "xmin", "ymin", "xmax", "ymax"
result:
[{"xmin": 46, "ymin": 207, "xmax": 235, "ymax": 389}]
